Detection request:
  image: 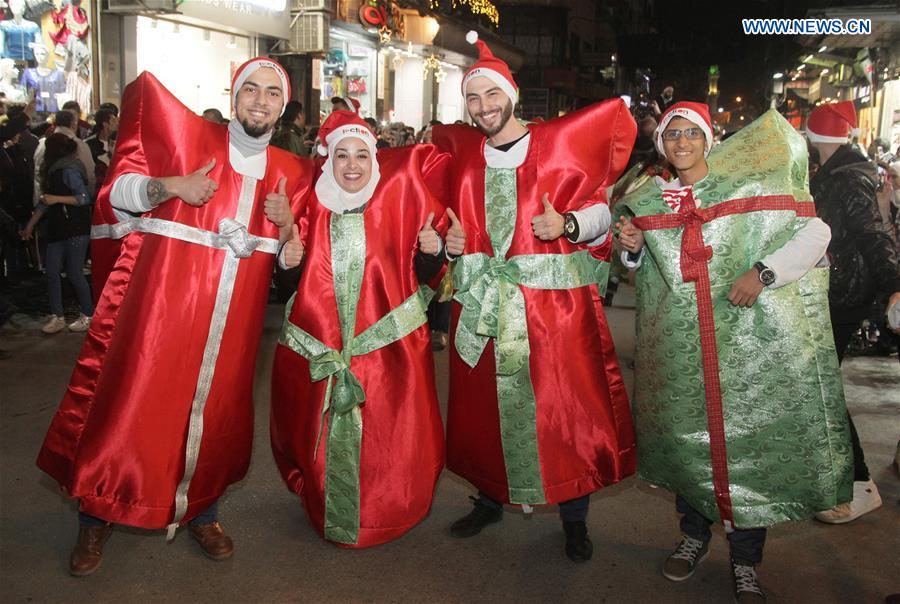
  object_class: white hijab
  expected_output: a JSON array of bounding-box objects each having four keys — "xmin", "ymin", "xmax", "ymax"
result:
[{"xmin": 315, "ymin": 127, "xmax": 381, "ymax": 214}]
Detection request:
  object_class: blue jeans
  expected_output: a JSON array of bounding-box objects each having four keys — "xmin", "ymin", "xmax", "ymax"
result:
[
  {"xmin": 676, "ymin": 494, "xmax": 767, "ymax": 565},
  {"xmin": 79, "ymin": 502, "xmax": 219, "ymax": 527},
  {"xmin": 45, "ymin": 235, "xmax": 93, "ymax": 317}
]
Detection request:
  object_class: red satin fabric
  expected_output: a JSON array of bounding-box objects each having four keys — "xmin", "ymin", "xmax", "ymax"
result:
[
  {"xmin": 270, "ymin": 144, "xmax": 450, "ymax": 548},
  {"xmin": 90, "ymin": 196, "xmax": 121, "ymax": 301},
  {"xmin": 36, "ymin": 72, "xmax": 314, "ymax": 528},
  {"xmin": 432, "ymin": 100, "xmax": 637, "ymax": 505}
]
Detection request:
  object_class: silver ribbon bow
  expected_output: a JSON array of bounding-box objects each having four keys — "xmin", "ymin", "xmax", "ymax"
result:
[{"xmin": 216, "ymin": 218, "xmax": 261, "ymax": 259}]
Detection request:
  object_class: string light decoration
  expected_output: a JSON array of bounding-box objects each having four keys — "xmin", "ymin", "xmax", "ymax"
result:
[
  {"xmin": 423, "ymin": 54, "xmax": 440, "ymax": 80},
  {"xmin": 422, "ymin": 53, "xmax": 448, "ymax": 82},
  {"xmin": 429, "ymin": 0, "xmax": 499, "ymax": 27}
]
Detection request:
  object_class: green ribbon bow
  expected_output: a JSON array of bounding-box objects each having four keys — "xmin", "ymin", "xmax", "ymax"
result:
[
  {"xmin": 453, "ymin": 250, "xmax": 610, "ymax": 374},
  {"xmin": 449, "ymin": 166, "xmax": 611, "ymax": 504}
]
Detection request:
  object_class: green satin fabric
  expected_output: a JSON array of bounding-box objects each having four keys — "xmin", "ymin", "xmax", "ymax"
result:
[
  {"xmin": 617, "ymin": 110, "xmax": 852, "ymax": 527},
  {"xmin": 452, "ymin": 167, "xmax": 610, "ymax": 504},
  {"xmin": 279, "ymin": 213, "xmax": 434, "ymax": 543}
]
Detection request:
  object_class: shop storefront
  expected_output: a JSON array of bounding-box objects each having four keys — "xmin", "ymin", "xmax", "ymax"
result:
[
  {"xmin": 318, "ymin": 3, "xmax": 472, "ymax": 128},
  {"xmin": 318, "ymin": 26, "xmax": 378, "ymax": 119},
  {"xmin": 133, "ymin": 17, "xmax": 253, "ymax": 116},
  {"xmin": 102, "ymin": 0, "xmax": 290, "ymax": 116},
  {"xmin": 1, "ymin": 0, "xmax": 95, "ymax": 116}
]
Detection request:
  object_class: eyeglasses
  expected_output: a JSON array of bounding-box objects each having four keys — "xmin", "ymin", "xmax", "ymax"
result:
[{"xmin": 662, "ymin": 127, "xmax": 705, "ymax": 141}]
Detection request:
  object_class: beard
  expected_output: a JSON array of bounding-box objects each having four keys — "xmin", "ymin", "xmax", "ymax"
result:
[
  {"xmin": 472, "ymin": 99, "xmax": 514, "ymax": 138},
  {"xmin": 239, "ymin": 116, "xmax": 273, "ymax": 138}
]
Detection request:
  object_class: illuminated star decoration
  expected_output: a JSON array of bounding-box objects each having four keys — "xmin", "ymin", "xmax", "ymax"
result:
[
  {"xmin": 378, "ymin": 25, "xmax": 392, "ymax": 45},
  {"xmin": 423, "ymin": 53, "xmax": 440, "ymax": 80}
]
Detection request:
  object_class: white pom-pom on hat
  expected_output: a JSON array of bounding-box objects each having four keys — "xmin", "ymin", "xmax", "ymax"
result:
[
  {"xmin": 317, "ymin": 144, "xmax": 328, "ymax": 157},
  {"xmin": 466, "ymin": 30, "xmax": 478, "ymax": 45},
  {"xmin": 850, "ymin": 127, "xmax": 861, "ymax": 138}
]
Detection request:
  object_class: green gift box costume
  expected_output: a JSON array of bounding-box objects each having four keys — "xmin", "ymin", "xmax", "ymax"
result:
[{"xmin": 616, "ymin": 110, "xmax": 852, "ymax": 528}]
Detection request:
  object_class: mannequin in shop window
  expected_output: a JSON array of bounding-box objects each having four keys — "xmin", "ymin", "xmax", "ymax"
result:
[
  {"xmin": 20, "ymin": 44, "xmax": 66, "ymax": 113},
  {"xmin": 0, "ymin": 58, "xmax": 27, "ymax": 103},
  {"xmin": 0, "ymin": 0, "xmax": 42, "ymax": 62},
  {"xmin": 50, "ymin": 0, "xmax": 90, "ymax": 47},
  {"xmin": 62, "ymin": 36, "xmax": 92, "ymax": 115}
]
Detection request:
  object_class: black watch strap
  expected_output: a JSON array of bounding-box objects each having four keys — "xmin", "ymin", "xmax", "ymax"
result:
[{"xmin": 563, "ymin": 212, "xmax": 579, "ymax": 243}]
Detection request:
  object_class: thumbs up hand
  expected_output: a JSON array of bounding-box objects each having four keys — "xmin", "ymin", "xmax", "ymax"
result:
[
  {"xmin": 531, "ymin": 192, "xmax": 564, "ymax": 241},
  {"xmin": 445, "ymin": 208, "xmax": 466, "ymax": 257},
  {"xmin": 418, "ymin": 212, "xmax": 441, "ymax": 255},
  {"xmin": 282, "ymin": 223, "xmax": 304, "ymax": 269},
  {"xmin": 614, "ymin": 215, "xmax": 644, "ymax": 254},
  {"xmin": 170, "ymin": 158, "xmax": 218, "ymax": 207},
  {"xmin": 265, "ymin": 177, "xmax": 292, "ymax": 228}
]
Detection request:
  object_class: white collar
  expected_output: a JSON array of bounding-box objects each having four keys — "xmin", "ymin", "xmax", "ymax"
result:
[
  {"xmin": 484, "ymin": 132, "xmax": 531, "ymax": 169},
  {"xmin": 229, "ymin": 142, "xmax": 266, "ymax": 179},
  {"xmin": 656, "ymin": 175, "xmax": 687, "ymax": 190}
]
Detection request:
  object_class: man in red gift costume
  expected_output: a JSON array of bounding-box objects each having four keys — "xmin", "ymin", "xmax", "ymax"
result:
[
  {"xmin": 432, "ymin": 32, "xmax": 637, "ymax": 562},
  {"xmin": 36, "ymin": 58, "xmax": 313, "ymax": 576},
  {"xmin": 270, "ymin": 111, "xmax": 464, "ymax": 548}
]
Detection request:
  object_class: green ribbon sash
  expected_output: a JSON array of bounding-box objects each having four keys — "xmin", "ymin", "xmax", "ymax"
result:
[
  {"xmin": 279, "ymin": 212, "xmax": 434, "ymax": 544},
  {"xmin": 451, "ymin": 167, "xmax": 610, "ymax": 504}
]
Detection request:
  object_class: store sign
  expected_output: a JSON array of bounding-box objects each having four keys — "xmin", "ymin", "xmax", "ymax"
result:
[
  {"xmin": 181, "ymin": 0, "xmax": 290, "ymax": 39},
  {"xmin": 357, "ymin": 0, "xmax": 404, "ymax": 38}
]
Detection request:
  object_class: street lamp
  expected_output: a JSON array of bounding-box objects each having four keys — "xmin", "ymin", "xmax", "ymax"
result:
[{"xmin": 736, "ymin": 96, "xmax": 742, "ymax": 103}]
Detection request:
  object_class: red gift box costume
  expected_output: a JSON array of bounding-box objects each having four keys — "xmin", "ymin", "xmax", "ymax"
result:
[
  {"xmin": 433, "ymin": 97, "xmax": 638, "ymax": 506},
  {"xmin": 37, "ymin": 67, "xmax": 314, "ymax": 531},
  {"xmin": 270, "ymin": 111, "xmax": 451, "ymax": 547}
]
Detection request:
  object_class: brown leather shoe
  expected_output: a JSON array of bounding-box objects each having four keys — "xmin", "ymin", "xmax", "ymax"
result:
[
  {"xmin": 69, "ymin": 523, "xmax": 113, "ymax": 577},
  {"xmin": 189, "ymin": 521, "xmax": 234, "ymax": 560}
]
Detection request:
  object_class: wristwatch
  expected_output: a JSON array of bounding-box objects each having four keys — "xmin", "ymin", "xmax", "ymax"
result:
[
  {"xmin": 563, "ymin": 212, "xmax": 579, "ymax": 243},
  {"xmin": 754, "ymin": 261, "xmax": 776, "ymax": 286}
]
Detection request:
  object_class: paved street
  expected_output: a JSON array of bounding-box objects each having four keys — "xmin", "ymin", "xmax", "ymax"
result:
[{"xmin": 1, "ymin": 284, "xmax": 898, "ymax": 603}]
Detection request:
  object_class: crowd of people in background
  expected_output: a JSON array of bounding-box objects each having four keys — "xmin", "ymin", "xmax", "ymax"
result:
[{"xmin": 0, "ymin": 98, "xmax": 119, "ymax": 355}]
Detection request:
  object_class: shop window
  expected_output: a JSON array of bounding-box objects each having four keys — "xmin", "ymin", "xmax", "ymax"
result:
[{"xmin": 1, "ymin": 0, "xmax": 93, "ymax": 115}]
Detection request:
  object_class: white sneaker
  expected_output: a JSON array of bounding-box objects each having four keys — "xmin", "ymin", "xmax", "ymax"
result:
[
  {"xmin": 815, "ymin": 479, "xmax": 882, "ymax": 524},
  {"xmin": 41, "ymin": 315, "xmax": 67, "ymax": 334},
  {"xmin": 67, "ymin": 314, "xmax": 92, "ymax": 332}
]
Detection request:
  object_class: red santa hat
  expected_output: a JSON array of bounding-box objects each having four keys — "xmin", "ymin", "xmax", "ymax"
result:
[
  {"xmin": 462, "ymin": 31, "xmax": 518, "ymax": 104},
  {"xmin": 231, "ymin": 57, "xmax": 291, "ymax": 114},
  {"xmin": 806, "ymin": 101, "xmax": 858, "ymax": 143},
  {"xmin": 344, "ymin": 96, "xmax": 361, "ymax": 114},
  {"xmin": 316, "ymin": 110, "xmax": 377, "ymax": 157},
  {"xmin": 655, "ymin": 101, "xmax": 714, "ymax": 156}
]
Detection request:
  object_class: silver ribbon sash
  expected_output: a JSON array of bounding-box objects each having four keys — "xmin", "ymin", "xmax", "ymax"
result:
[
  {"xmin": 91, "ymin": 216, "xmax": 279, "ymax": 257},
  {"xmin": 93, "ymin": 177, "xmax": 275, "ymax": 539}
]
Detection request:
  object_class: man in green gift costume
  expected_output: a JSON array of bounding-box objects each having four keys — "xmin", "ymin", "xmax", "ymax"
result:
[{"xmin": 616, "ymin": 102, "xmax": 852, "ymax": 603}]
